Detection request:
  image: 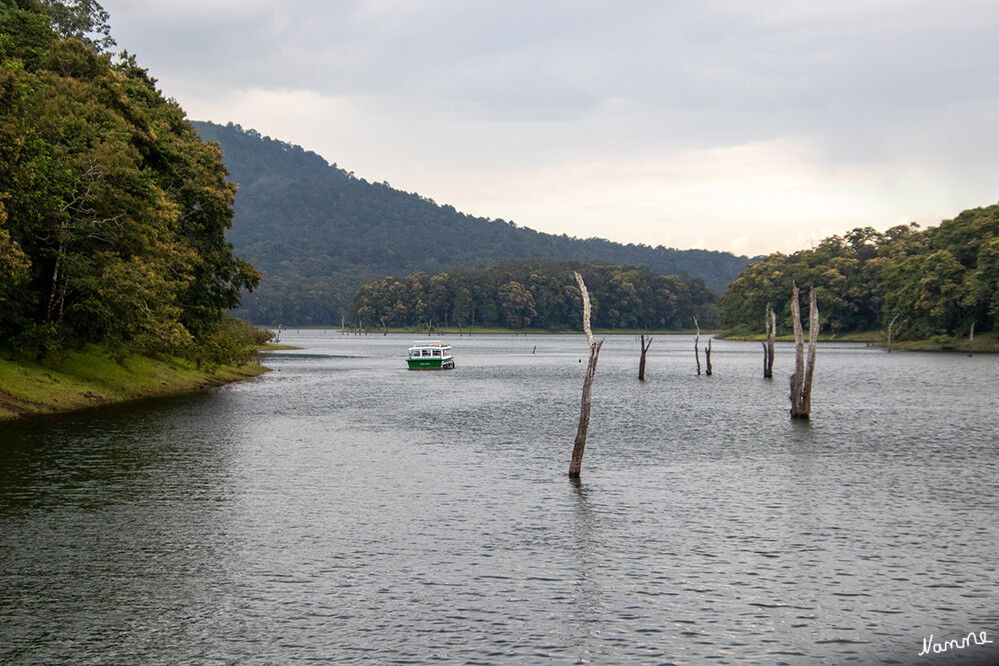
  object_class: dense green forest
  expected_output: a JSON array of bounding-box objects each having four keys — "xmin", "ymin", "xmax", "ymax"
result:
[
  {"xmin": 193, "ymin": 121, "xmax": 751, "ymax": 326},
  {"xmin": 721, "ymin": 204, "xmax": 999, "ymax": 340},
  {"xmin": 0, "ymin": 0, "xmax": 261, "ymax": 364},
  {"xmin": 354, "ymin": 259, "xmax": 719, "ymax": 331}
]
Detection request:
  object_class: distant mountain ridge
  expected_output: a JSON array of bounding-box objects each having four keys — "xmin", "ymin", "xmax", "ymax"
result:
[{"xmin": 193, "ymin": 121, "xmax": 751, "ymax": 325}]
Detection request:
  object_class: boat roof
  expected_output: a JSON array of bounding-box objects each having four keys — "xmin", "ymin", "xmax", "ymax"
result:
[{"xmin": 409, "ymin": 340, "xmax": 450, "ymax": 348}]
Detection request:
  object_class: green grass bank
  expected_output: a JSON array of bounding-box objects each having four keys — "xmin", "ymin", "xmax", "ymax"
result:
[
  {"xmin": 330, "ymin": 325, "xmax": 700, "ymax": 336},
  {"xmin": 0, "ymin": 346, "xmax": 270, "ymax": 421},
  {"xmin": 717, "ymin": 329, "xmax": 999, "ymax": 352}
]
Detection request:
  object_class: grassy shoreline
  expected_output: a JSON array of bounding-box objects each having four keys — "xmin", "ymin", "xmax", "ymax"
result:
[
  {"xmin": 0, "ymin": 345, "xmax": 270, "ymax": 422},
  {"xmin": 315, "ymin": 326, "xmax": 998, "ymax": 351},
  {"xmin": 715, "ymin": 329, "xmax": 999, "ymax": 352},
  {"xmin": 4, "ymin": 328, "xmax": 990, "ymax": 422},
  {"xmin": 319, "ymin": 326, "xmax": 704, "ymax": 336}
]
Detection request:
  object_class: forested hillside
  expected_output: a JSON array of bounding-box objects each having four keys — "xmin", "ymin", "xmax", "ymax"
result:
[
  {"xmin": 354, "ymin": 259, "xmax": 719, "ymax": 331},
  {"xmin": 722, "ymin": 205, "xmax": 999, "ymax": 341},
  {"xmin": 0, "ymin": 1, "xmax": 259, "ymax": 364},
  {"xmin": 193, "ymin": 121, "xmax": 751, "ymax": 326}
]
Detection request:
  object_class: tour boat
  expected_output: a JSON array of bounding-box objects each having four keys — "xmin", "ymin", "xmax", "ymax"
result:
[{"xmin": 407, "ymin": 340, "xmax": 455, "ymax": 370}]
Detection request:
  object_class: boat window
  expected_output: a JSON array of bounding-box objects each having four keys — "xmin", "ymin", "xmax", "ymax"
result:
[
  {"xmin": 422, "ymin": 350, "xmax": 431, "ymax": 357},
  {"xmin": 432, "ymin": 349, "xmax": 441, "ymax": 356}
]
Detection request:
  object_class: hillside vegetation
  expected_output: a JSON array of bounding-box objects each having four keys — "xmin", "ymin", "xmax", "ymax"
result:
[
  {"xmin": 193, "ymin": 121, "xmax": 751, "ymax": 326},
  {"xmin": 722, "ymin": 205, "xmax": 999, "ymax": 342},
  {"xmin": 0, "ymin": 1, "xmax": 260, "ymax": 366}
]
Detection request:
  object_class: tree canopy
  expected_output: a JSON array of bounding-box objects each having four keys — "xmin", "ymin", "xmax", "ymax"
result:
[
  {"xmin": 721, "ymin": 205, "xmax": 999, "ymax": 340},
  {"xmin": 0, "ymin": 1, "xmax": 258, "ymax": 360},
  {"xmin": 354, "ymin": 259, "xmax": 720, "ymax": 331}
]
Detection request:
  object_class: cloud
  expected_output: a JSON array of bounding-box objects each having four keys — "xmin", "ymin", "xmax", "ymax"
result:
[
  {"xmin": 101, "ymin": 0, "xmax": 999, "ymax": 255},
  {"xmin": 416, "ymin": 137, "xmax": 872, "ymax": 253}
]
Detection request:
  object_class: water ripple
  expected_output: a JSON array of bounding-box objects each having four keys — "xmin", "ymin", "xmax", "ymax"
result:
[{"xmin": 1, "ymin": 334, "xmax": 998, "ymax": 664}]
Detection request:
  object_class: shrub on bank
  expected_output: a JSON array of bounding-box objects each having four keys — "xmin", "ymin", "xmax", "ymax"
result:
[{"xmin": 186, "ymin": 316, "xmax": 274, "ymax": 371}]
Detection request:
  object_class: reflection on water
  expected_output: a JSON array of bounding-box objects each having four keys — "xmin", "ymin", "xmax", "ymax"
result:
[{"xmin": 2, "ymin": 332, "xmax": 998, "ymax": 664}]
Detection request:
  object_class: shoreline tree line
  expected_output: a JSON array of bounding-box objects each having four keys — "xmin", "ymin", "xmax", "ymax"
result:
[
  {"xmin": 353, "ymin": 259, "xmax": 720, "ymax": 331},
  {"xmin": 721, "ymin": 204, "xmax": 999, "ymax": 341},
  {"xmin": 352, "ymin": 203, "xmax": 999, "ymax": 341}
]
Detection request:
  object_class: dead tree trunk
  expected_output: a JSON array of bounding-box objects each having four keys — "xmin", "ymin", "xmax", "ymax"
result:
[
  {"xmin": 789, "ymin": 285, "xmax": 819, "ymax": 419},
  {"xmin": 886, "ymin": 313, "xmax": 899, "ymax": 353},
  {"xmin": 968, "ymin": 322, "xmax": 975, "ymax": 356},
  {"xmin": 763, "ymin": 302, "xmax": 776, "ymax": 378},
  {"xmin": 705, "ymin": 338, "xmax": 713, "ymax": 376},
  {"xmin": 693, "ymin": 316, "xmax": 701, "ymax": 375},
  {"xmin": 638, "ymin": 334, "xmax": 653, "ymax": 381},
  {"xmin": 804, "ymin": 289, "xmax": 818, "ymax": 409},
  {"xmin": 569, "ymin": 271, "xmax": 603, "ymax": 480},
  {"xmin": 768, "ymin": 307, "xmax": 776, "ymax": 377},
  {"xmin": 762, "ymin": 306, "xmax": 770, "ymax": 378}
]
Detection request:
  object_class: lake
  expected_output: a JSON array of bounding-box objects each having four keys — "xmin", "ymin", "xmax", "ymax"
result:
[{"xmin": 1, "ymin": 332, "xmax": 998, "ymax": 664}]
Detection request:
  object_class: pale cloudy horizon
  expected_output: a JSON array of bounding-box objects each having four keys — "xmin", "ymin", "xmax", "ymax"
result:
[{"xmin": 100, "ymin": 1, "xmax": 999, "ymax": 257}]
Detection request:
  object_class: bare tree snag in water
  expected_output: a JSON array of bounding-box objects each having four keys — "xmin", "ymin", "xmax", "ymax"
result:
[
  {"xmin": 638, "ymin": 334, "xmax": 653, "ymax": 381},
  {"xmin": 886, "ymin": 313, "xmax": 900, "ymax": 353},
  {"xmin": 763, "ymin": 302, "xmax": 776, "ymax": 378},
  {"xmin": 693, "ymin": 316, "xmax": 701, "ymax": 375},
  {"xmin": 789, "ymin": 285, "xmax": 819, "ymax": 419},
  {"xmin": 569, "ymin": 272, "xmax": 603, "ymax": 480},
  {"xmin": 705, "ymin": 338, "xmax": 713, "ymax": 376}
]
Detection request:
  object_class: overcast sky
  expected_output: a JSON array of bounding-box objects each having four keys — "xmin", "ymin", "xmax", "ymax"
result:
[{"xmin": 100, "ymin": 0, "xmax": 999, "ymax": 257}]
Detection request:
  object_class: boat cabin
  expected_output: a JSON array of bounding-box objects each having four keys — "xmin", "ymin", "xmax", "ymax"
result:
[{"xmin": 407, "ymin": 340, "xmax": 455, "ymax": 370}]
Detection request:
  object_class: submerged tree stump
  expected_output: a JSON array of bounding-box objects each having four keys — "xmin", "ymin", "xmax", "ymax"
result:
[
  {"xmin": 763, "ymin": 302, "xmax": 776, "ymax": 378},
  {"xmin": 569, "ymin": 272, "xmax": 603, "ymax": 479},
  {"xmin": 705, "ymin": 338, "xmax": 713, "ymax": 376},
  {"xmin": 693, "ymin": 316, "xmax": 701, "ymax": 375},
  {"xmin": 638, "ymin": 334, "xmax": 653, "ymax": 381},
  {"xmin": 886, "ymin": 313, "xmax": 899, "ymax": 353},
  {"xmin": 789, "ymin": 285, "xmax": 818, "ymax": 419}
]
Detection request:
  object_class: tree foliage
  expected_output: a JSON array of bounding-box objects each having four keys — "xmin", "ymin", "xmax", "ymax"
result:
[
  {"xmin": 721, "ymin": 205, "xmax": 999, "ymax": 340},
  {"xmin": 353, "ymin": 259, "xmax": 720, "ymax": 331},
  {"xmin": 39, "ymin": 0, "xmax": 114, "ymax": 51},
  {"xmin": 0, "ymin": 2, "xmax": 258, "ymax": 360}
]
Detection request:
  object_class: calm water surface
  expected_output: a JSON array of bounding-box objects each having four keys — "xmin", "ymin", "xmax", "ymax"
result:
[{"xmin": 2, "ymin": 332, "xmax": 998, "ymax": 664}]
